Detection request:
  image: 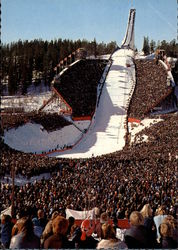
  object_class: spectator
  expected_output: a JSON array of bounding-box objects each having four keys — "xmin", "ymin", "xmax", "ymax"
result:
[
  {"xmin": 140, "ymin": 203, "xmax": 157, "ymax": 247},
  {"xmin": 66, "ymin": 216, "xmax": 75, "ymax": 237},
  {"xmin": 32, "ymin": 209, "xmax": 47, "ymax": 239},
  {"xmin": 10, "ymin": 217, "xmax": 40, "ymax": 249},
  {"xmin": 163, "ymin": 215, "xmax": 178, "ymax": 242},
  {"xmin": 78, "ymin": 219, "xmax": 98, "ymax": 249},
  {"xmin": 1, "ymin": 214, "xmax": 13, "ymax": 248},
  {"xmin": 69, "ymin": 224, "xmax": 82, "ymax": 248},
  {"xmin": 95, "ymin": 212, "xmax": 109, "ymax": 238},
  {"xmin": 44, "ymin": 215, "xmax": 72, "ymax": 249},
  {"xmin": 154, "ymin": 206, "xmax": 167, "ymax": 242},
  {"xmin": 41, "ymin": 211, "xmax": 59, "ymax": 245},
  {"xmin": 124, "ymin": 211, "xmax": 150, "ymax": 248},
  {"xmin": 32, "ymin": 217, "xmax": 44, "ymax": 239},
  {"xmin": 159, "ymin": 222, "xmax": 177, "ymax": 248},
  {"xmin": 97, "ymin": 223, "xmax": 127, "ymax": 249},
  {"xmin": 37, "ymin": 209, "xmax": 47, "ymax": 230}
]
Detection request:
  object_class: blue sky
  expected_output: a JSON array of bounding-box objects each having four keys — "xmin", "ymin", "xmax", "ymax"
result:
[{"xmin": 2, "ymin": 0, "xmax": 177, "ymax": 50}]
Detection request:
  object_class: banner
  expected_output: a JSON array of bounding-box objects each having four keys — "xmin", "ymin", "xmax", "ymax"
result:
[{"xmin": 66, "ymin": 208, "xmax": 95, "ymax": 220}]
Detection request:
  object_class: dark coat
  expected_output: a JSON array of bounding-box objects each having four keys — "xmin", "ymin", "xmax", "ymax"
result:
[
  {"xmin": 144, "ymin": 216, "xmax": 158, "ymax": 247},
  {"xmin": 124, "ymin": 225, "xmax": 150, "ymax": 248},
  {"xmin": 44, "ymin": 234, "xmax": 74, "ymax": 249},
  {"xmin": 78, "ymin": 236, "xmax": 98, "ymax": 249},
  {"xmin": 144, "ymin": 216, "xmax": 155, "ymax": 232},
  {"xmin": 160, "ymin": 236, "xmax": 177, "ymax": 249}
]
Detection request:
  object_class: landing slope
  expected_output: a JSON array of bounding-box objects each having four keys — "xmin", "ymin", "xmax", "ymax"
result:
[{"xmin": 51, "ymin": 49, "xmax": 135, "ymax": 158}]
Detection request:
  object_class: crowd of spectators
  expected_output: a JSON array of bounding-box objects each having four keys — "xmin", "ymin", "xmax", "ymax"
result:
[
  {"xmin": 151, "ymin": 92, "xmax": 177, "ymax": 114},
  {"xmin": 1, "ymin": 57, "xmax": 177, "ymax": 248},
  {"xmin": 124, "ymin": 114, "xmax": 177, "ymax": 160},
  {"xmin": 1, "ymin": 205, "xmax": 177, "ymax": 249},
  {"xmin": 1, "ymin": 112, "xmax": 71, "ymax": 132},
  {"xmin": 0, "ymin": 139, "xmax": 75, "ymax": 179},
  {"xmin": 1, "ymin": 114, "xmax": 177, "ymax": 220},
  {"xmin": 54, "ymin": 59, "xmax": 108, "ymax": 117},
  {"xmin": 1, "ymin": 112, "xmax": 177, "ymax": 215},
  {"xmin": 31, "ymin": 112, "xmax": 72, "ymax": 132},
  {"xmin": 0, "ymin": 138, "xmax": 60, "ymax": 178},
  {"xmin": 128, "ymin": 59, "xmax": 172, "ymax": 119},
  {"xmin": 1, "ymin": 112, "xmax": 34, "ymax": 131}
]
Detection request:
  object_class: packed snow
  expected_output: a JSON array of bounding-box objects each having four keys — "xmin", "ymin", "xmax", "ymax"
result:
[{"xmin": 3, "ymin": 121, "xmax": 91, "ymax": 154}]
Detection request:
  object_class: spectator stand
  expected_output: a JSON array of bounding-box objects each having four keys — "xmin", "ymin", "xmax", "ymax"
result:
[
  {"xmin": 53, "ymin": 59, "xmax": 108, "ymax": 118},
  {"xmin": 128, "ymin": 59, "xmax": 173, "ymax": 121}
]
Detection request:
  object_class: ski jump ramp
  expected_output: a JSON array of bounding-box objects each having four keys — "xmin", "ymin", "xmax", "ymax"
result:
[
  {"xmin": 121, "ymin": 9, "xmax": 136, "ymax": 50},
  {"xmin": 52, "ymin": 9, "xmax": 136, "ymax": 158}
]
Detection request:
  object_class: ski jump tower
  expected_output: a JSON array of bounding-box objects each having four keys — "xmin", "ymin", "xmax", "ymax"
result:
[{"xmin": 121, "ymin": 9, "xmax": 136, "ymax": 50}]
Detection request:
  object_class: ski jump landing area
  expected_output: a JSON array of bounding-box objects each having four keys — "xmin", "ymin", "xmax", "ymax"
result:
[{"xmin": 51, "ymin": 48, "xmax": 136, "ymax": 158}]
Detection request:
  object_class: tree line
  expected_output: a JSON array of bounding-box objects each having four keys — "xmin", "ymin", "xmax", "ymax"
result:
[
  {"xmin": 1, "ymin": 37, "xmax": 177, "ymax": 95},
  {"xmin": 142, "ymin": 37, "xmax": 178, "ymax": 57},
  {"xmin": 1, "ymin": 38, "xmax": 117, "ymax": 95},
  {"xmin": 142, "ymin": 37, "xmax": 178, "ymax": 84}
]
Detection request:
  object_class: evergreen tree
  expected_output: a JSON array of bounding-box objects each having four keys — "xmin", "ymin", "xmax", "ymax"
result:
[
  {"xmin": 1, "ymin": 38, "xmax": 126, "ymax": 95},
  {"xmin": 142, "ymin": 36, "xmax": 150, "ymax": 55},
  {"xmin": 97, "ymin": 42, "xmax": 106, "ymax": 55},
  {"xmin": 150, "ymin": 39, "xmax": 156, "ymax": 53},
  {"xmin": 92, "ymin": 38, "xmax": 97, "ymax": 58},
  {"xmin": 106, "ymin": 41, "xmax": 117, "ymax": 54},
  {"xmin": 157, "ymin": 39, "xmax": 178, "ymax": 58},
  {"xmin": 157, "ymin": 40, "xmax": 161, "ymax": 49}
]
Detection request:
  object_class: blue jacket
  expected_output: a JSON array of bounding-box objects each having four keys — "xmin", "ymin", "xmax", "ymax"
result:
[{"xmin": 1, "ymin": 222, "xmax": 12, "ymax": 248}]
